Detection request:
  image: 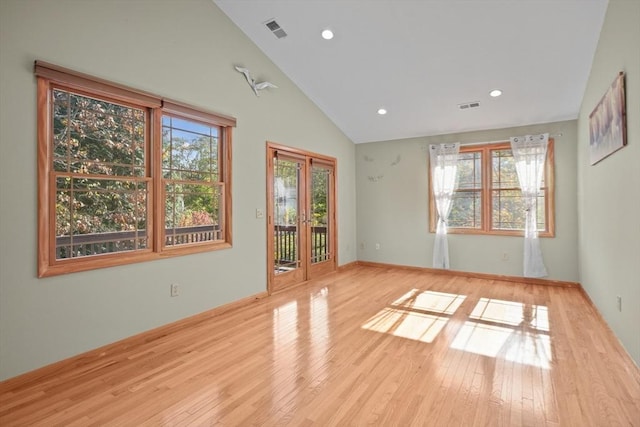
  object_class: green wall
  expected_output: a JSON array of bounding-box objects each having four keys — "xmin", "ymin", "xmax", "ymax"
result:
[
  {"xmin": 577, "ymin": 0, "xmax": 640, "ymax": 366},
  {"xmin": 0, "ymin": 0, "xmax": 357, "ymax": 380},
  {"xmin": 356, "ymin": 120, "xmax": 579, "ymax": 282}
]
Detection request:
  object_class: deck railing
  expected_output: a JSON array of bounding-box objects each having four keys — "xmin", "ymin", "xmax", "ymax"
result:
[
  {"xmin": 274, "ymin": 225, "xmax": 328, "ymax": 265},
  {"xmin": 55, "ymin": 225, "xmax": 221, "ymax": 259},
  {"xmin": 56, "ymin": 224, "xmax": 328, "ymax": 264}
]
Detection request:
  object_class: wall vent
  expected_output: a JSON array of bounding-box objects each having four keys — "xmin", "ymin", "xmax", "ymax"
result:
[
  {"xmin": 458, "ymin": 101, "xmax": 481, "ymax": 110},
  {"xmin": 264, "ymin": 19, "xmax": 287, "ymax": 39}
]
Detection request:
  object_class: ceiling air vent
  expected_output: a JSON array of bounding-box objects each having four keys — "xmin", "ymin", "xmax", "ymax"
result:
[
  {"xmin": 458, "ymin": 101, "xmax": 481, "ymax": 110},
  {"xmin": 264, "ymin": 19, "xmax": 287, "ymax": 39}
]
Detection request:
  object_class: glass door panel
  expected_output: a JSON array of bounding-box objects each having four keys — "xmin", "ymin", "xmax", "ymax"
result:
[
  {"xmin": 273, "ymin": 157, "xmax": 301, "ymax": 274},
  {"xmin": 310, "ymin": 165, "xmax": 331, "ymax": 265},
  {"xmin": 307, "ymin": 160, "xmax": 335, "ymax": 280}
]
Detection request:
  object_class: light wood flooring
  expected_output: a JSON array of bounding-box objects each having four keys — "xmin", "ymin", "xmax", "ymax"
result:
[{"xmin": 1, "ymin": 265, "xmax": 639, "ymax": 426}]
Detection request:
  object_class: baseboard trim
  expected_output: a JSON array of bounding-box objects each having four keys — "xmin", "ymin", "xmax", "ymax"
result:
[
  {"xmin": 0, "ymin": 290, "xmax": 268, "ymax": 389},
  {"xmin": 337, "ymin": 261, "xmax": 358, "ymax": 272},
  {"xmin": 356, "ymin": 261, "xmax": 580, "ymax": 288}
]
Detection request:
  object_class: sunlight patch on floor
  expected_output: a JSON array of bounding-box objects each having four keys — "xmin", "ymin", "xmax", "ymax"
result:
[
  {"xmin": 451, "ymin": 299, "xmax": 552, "ymax": 369},
  {"xmin": 362, "ymin": 290, "xmax": 466, "ymax": 343},
  {"xmin": 362, "ymin": 307, "xmax": 448, "ymax": 343},
  {"xmin": 469, "ymin": 298, "xmax": 549, "ymax": 331},
  {"xmin": 392, "ymin": 289, "xmax": 466, "ymax": 315}
]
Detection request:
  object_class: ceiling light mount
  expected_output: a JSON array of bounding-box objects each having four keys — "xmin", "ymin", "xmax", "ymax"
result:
[
  {"xmin": 489, "ymin": 89, "xmax": 503, "ymax": 97},
  {"xmin": 321, "ymin": 29, "xmax": 334, "ymax": 40}
]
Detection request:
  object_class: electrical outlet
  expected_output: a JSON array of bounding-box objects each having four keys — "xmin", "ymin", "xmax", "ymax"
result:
[
  {"xmin": 375, "ymin": 243, "xmax": 380, "ymax": 250},
  {"xmin": 256, "ymin": 208, "xmax": 264, "ymax": 219},
  {"xmin": 171, "ymin": 283, "xmax": 180, "ymax": 297},
  {"xmin": 616, "ymin": 295, "xmax": 622, "ymax": 312}
]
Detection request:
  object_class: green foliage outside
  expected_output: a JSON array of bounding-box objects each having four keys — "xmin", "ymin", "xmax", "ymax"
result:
[
  {"xmin": 53, "ymin": 90, "xmax": 220, "ymax": 253},
  {"xmin": 448, "ymin": 152, "xmax": 482, "ymax": 228},
  {"xmin": 162, "ymin": 116, "xmax": 220, "ymax": 231},
  {"xmin": 311, "ymin": 168, "xmax": 329, "ymax": 226},
  {"xmin": 53, "ymin": 90, "xmax": 147, "ymax": 238}
]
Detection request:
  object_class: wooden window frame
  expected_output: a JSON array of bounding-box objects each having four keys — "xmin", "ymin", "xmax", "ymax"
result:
[
  {"xmin": 429, "ymin": 140, "xmax": 555, "ymax": 237},
  {"xmin": 36, "ymin": 61, "xmax": 235, "ymax": 277},
  {"xmin": 156, "ymin": 101, "xmax": 233, "ymax": 257}
]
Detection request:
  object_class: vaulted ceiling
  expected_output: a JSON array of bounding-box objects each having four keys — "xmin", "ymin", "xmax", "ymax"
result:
[{"xmin": 214, "ymin": 0, "xmax": 608, "ymax": 144}]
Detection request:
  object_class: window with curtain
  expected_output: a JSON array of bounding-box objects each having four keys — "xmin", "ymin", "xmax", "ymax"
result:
[{"xmin": 429, "ymin": 140, "xmax": 555, "ymax": 237}]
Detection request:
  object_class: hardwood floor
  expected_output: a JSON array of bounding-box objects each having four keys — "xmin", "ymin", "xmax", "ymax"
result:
[{"xmin": 1, "ymin": 265, "xmax": 639, "ymax": 426}]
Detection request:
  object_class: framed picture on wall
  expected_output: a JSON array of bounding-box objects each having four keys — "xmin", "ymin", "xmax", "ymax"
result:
[{"xmin": 589, "ymin": 72, "xmax": 627, "ymax": 165}]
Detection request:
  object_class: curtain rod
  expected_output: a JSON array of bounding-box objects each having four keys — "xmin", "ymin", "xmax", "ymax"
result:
[{"xmin": 458, "ymin": 133, "xmax": 563, "ymax": 147}]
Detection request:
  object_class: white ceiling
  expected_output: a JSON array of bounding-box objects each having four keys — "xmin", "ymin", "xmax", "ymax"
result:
[{"xmin": 213, "ymin": 0, "xmax": 608, "ymax": 144}]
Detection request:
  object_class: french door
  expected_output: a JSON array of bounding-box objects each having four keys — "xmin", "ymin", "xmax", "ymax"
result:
[{"xmin": 267, "ymin": 143, "xmax": 336, "ymax": 293}]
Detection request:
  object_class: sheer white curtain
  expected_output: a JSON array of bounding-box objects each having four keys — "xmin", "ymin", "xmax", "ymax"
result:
[
  {"xmin": 509, "ymin": 134, "xmax": 549, "ymax": 278},
  {"xmin": 429, "ymin": 143, "xmax": 460, "ymax": 269}
]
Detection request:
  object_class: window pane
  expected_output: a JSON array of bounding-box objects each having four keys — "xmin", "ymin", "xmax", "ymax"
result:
[
  {"xmin": 52, "ymin": 89, "xmax": 145, "ymax": 176},
  {"xmin": 492, "ymin": 149, "xmax": 519, "ymax": 189},
  {"xmin": 491, "ymin": 148, "xmax": 547, "ymax": 232},
  {"xmin": 55, "ymin": 176, "xmax": 148, "ymax": 259},
  {"xmin": 447, "ymin": 151, "xmax": 482, "ymax": 229},
  {"xmin": 449, "ymin": 190, "xmax": 482, "ymax": 228},
  {"xmin": 457, "ymin": 152, "xmax": 482, "ymax": 190},
  {"xmin": 165, "ymin": 183, "xmax": 223, "ymax": 246},
  {"xmin": 492, "ymin": 189, "xmax": 525, "ymax": 230},
  {"xmin": 162, "ymin": 116, "xmax": 219, "ymax": 181},
  {"xmin": 163, "ymin": 114, "xmax": 224, "ymax": 248},
  {"xmin": 492, "ymin": 190, "xmax": 546, "ymax": 231}
]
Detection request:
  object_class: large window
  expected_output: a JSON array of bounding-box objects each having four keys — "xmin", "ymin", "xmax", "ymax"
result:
[
  {"xmin": 429, "ymin": 141, "xmax": 555, "ymax": 237},
  {"xmin": 36, "ymin": 61, "xmax": 235, "ymax": 277}
]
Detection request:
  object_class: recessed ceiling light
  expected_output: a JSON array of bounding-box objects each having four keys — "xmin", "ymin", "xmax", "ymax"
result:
[
  {"xmin": 321, "ymin": 29, "xmax": 334, "ymax": 40},
  {"xmin": 489, "ymin": 89, "xmax": 503, "ymax": 97},
  {"xmin": 377, "ymin": 108, "xmax": 387, "ymax": 115}
]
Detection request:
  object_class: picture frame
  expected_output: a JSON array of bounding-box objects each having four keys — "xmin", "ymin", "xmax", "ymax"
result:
[{"xmin": 589, "ymin": 72, "xmax": 627, "ymax": 165}]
